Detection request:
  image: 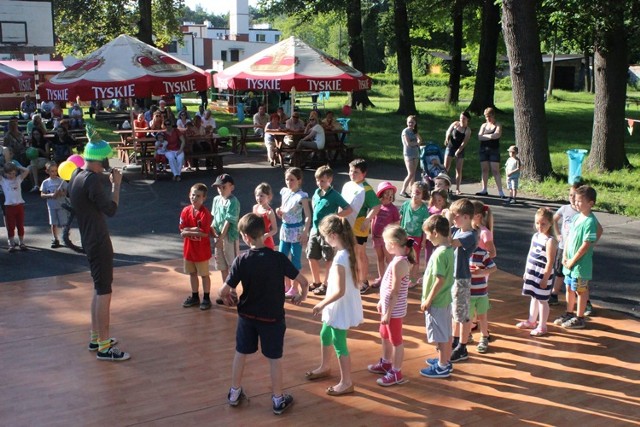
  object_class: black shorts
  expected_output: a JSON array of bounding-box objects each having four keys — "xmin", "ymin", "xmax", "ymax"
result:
[
  {"xmin": 236, "ymin": 315, "xmax": 286, "ymax": 359},
  {"xmin": 553, "ymin": 248, "xmax": 565, "ymax": 278},
  {"xmin": 87, "ymin": 246, "xmax": 114, "ymax": 295},
  {"xmin": 356, "ymin": 236, "xmax": 368, "ymax": 245},
  {"xmin": 445, "ymin": 145, "xmax": 465, "ymax": 159},
  {"xmin": 479, "ymin": 145, "xmax": 500, "ymax": 163},
  {"xmin": 306, "ymin": 231, "xmax": 334, "ymax": 261}
]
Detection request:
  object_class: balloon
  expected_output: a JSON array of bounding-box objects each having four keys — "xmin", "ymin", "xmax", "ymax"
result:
[
  {"xmin": 58, "ymin": 160, "xmax": 78, "ymax": 181},
  {"xmin": 342, "ymin": 105, "xmax": 352, "ymax": 116},
  {"xmin": 68, "ymin": 154, "xmax": 85, "ymax": 168},
  {"xmin": 26, "ymin": 147, "xmax": 39, "ymax": 160},
  {"xmin": 218, "ymin": 127, "xmax": 230, "ymax": 137}
]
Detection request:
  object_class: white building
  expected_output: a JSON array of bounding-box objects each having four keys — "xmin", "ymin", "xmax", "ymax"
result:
[{"xmin": 167, "ymin": 0, "xmax": 281, "ymax": 71}]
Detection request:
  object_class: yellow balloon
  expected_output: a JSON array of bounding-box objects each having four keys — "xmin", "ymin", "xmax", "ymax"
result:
[{"xmin": 59, "ymin": 160, "xmax": 78, "ymax": 181}]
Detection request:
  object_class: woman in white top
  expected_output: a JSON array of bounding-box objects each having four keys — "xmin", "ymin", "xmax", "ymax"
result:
[{"xmin": 297, "ymin": 117, "xmax": 325, "ymax": 150}]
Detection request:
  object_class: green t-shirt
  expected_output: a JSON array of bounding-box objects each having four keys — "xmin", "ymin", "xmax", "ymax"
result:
[
  {"xmin": 422, "ymin": 245, "xmax": 454, "ymax": 308},
  {"xmin": 311, "ymin": 186, "xmax": 350, "ymax": 232},
  {"xmin": 562, "ymin": 212, "xmax": 598, "ymax": 280},
  {"xmin": 400, "ymin": 200, "xmax": 430, "ymax": 237},
  {"xmin": 211, "ymin": 194, "xmax": 240, "ymax": 241}
]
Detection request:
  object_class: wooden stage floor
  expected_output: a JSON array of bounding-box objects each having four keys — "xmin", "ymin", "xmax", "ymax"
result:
[{"xmin": 1, "ymin": 259, "xmax": 639, "ymax": 426}]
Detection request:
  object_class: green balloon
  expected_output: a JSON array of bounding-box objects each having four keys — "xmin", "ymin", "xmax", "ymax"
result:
[
  {"xmin": 218, "ymin": 127, "xmax": 230, "ymax": 137},
  {"xmin": 26, "ymin": 147, "xmax": 39, "ymax": 160}
]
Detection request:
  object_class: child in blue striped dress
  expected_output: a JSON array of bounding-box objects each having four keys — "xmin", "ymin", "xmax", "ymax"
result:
[{"xmin": 517, "ymin": 208, "xmax": 558, "ymax": 336}]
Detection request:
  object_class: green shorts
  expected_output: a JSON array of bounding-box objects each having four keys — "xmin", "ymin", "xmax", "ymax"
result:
[{"xmin": 469, "ymin": 295, "xmax": 490, "ymax": 317}]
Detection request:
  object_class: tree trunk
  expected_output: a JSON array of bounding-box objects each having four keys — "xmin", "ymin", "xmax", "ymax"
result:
[
  {"xmin": 138, "ymin": 0, "xmax": 153, "ymax": 45},
  {"xmin": 588, "ymin": 2, "xmax": 629, "ymax": 171},
  {"xmin": 467, "ymin": 0, "xmax": 500, "ymax": 115},
  {"xmin": 583, "ymin": 49, "xmax": 591, "ymax": 92},
  {"xmin": 446, "ymin": 0, "xmax": 463, "ymax": 105},
  {"xmin": 394, "ymin": 0, "xmax": 416, "ymax": 115},
  {"xmin": 502, "ymin": 0, "xmax": 552, "ymax": 181},
  {"xmin": 346, "ymin": 0, "xmax": 374, "ymax": 110}
]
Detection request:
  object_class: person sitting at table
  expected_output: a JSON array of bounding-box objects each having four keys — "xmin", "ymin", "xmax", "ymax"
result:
[
  {"xmin": 69, "ymin": 103, "xmax": 85, "ymax": 129},
  {"xmin": 164, "ymin": 120, "xmax": 186, "ymax": 182},
  {"xmin": 264, "ymin": 113, "xmax": 284, "ymax": 166},
  {"xmin": 133, "ymin": 113, "xmax": 149, "ymax": 139},
  {"xmin": 27, "ymin": 114, "xmax": 48, "ymax": 137},
  {"xmin": 3, "ymin": 118, "xmax": 27, "ymax": 165},
  {"xmin": 304, "ymin": 110, "xmax": 321, "ymax": 134},
  {"xmin": 196, "ymin": 104, "xmax": 205, "ymax": 118},
  {"xmin": 276, "ymin": 106, "xmax": 288, "ymax": 123},
  {"xmin": 144, "ymin": 105, "xmax": 157, "ymax": 123},
  {"xmin": 285, "ymin": 112, "xmax": 305, "ymax": 132},
  {"xmin": 192, "ymin": 115, "xmax": 207, "ymax": 136},
  {"xmin": 201, "ymin": 109, "xmax": 216, "ymax": 133},
  {"xmin": 51, "ymin": 124, "xmax": 76, "ymax": 163},
  {"xmin": 297, "ymin": 116, "xmax": 325, "ymax": 152},
  {"xmin": 51, "ymin": 102, "xmax": 64, "ymax": 128},
  {"xmin": 253, "ymin": 105, "xmax": 269, "ymax": 137},
  {"xmin": 20, "ymin": 95, "xmax": 36, "ymax": 120},
  {"xmin": 40, "ymin": 99, "xmax": 54, "ymax": 119},
  {"xmin": 154, "ymin": 132, "xmax": 169, "ymax": 171},
  {"xmin": 176, "ymin": 110, "xmax": 189, "ymax": 131},
  {"xmin": 149, "ymin": 111, "xmax": 165, "ymax": 133},
  {"xmin": 164, "ymin": 106, "xmax": 176, "ymax": 127}
]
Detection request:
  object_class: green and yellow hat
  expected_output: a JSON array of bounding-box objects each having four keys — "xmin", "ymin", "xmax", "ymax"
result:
[{"xmin": 83, "ymin": 123, "xmax": 113, "ymax": 161}]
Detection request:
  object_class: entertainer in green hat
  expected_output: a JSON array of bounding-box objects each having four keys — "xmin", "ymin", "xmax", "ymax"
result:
[{"xmin": 68, "ymin": 124, "xmax": 130, "ymax": 361}]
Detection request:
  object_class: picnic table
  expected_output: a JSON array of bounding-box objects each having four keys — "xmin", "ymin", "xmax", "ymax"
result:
[
  {"xmin": 265, "ymin": 129, "xmax": 354, "ymax": 168},
  {"xmin": 231, "ymin": 124, "xmax": 260, "ymax": 155}
]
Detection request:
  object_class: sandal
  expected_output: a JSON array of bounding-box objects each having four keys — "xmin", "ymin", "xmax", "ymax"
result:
[
  {"xmin": 530, "ymin": 327, "xmax": 548, "ymax": 337},
  {"xmin": 359, "ymin": 280, "xmax": 370, "ymax": 295},
  {"xmin": 305, "ymin": 370, "xmax": 331, "ymax": 380},
  {"xmin": 326, "ymin": 384, "xmax": 355, "ymax": 396},
  {"xmin": 309, "ymin": 282, "xmax": 323, "ymax": 291},
  {"xmin": 516, "ymin": 320, "xmax": 538, "ymax": 329},
  {"xmin": 313, "ymin": 285, "xmax": 327, "ymax": 295}
]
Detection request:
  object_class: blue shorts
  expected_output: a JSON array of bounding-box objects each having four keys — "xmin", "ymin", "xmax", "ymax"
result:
[
  {"xmin": 507, "ymin": 177, "xmax": 519, "ymax": 190},
  {"xmin": 479, "ymin": 146, "xmax": 500, "ymax": 163},
  {"xmin": 236, "ymin": 315, "xmax": 286, "ymax": 359},
  {"xmin": 445, "ymin": 145, "xmax": 465, "ymax": 159},
  {"xmin": 564, "ymin": 275, "xmax": 589, "ymax": 293}
]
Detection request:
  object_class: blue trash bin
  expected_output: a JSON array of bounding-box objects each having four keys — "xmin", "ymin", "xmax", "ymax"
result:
[
  {"xmin": 336, "ymin": 118, "xmax": 350, "ymax": 142},
  {"xmin": 174, "ymin": 94, "xmax": 183, "ymax": 111},
  {"xmin": 567, "ymin": 149, "xmax": 588, "ymax": 184}
]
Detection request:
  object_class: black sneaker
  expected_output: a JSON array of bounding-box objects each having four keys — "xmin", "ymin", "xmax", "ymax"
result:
[
  {"xmin": 228, "ymin": 387, "xmax": 247, "ymax": 407},
  {"xmin": 450, "ymin": 345, "xmax": 469, "ymax": 363},
  {"xmin": 272, "ymin": 394, "xmax": 294, "ymax": 415},
  {"xmin": 548, "ymin": 294, "xmax": 559, "ymax": 306},
  {"xmin": 96, "ymin": 346, "xmax": 131, "ymax": 361},
  {"xmin": 183, "ymin": 295, "xmax": 200, "ymax": 307},
  {"xmin": 88, "ymin": 337, "xmax": 117, "ymax": 351},
  {"xmin": 51, "ymin": 239, "xmax": 61, "ymax": 248},
  {"xmin": 359, "ymin": 280, "xmax": 370, "ymax": 295},
  {"xmin": 584, "ymin": 301, "xmax": 596, "ymax": 317},
  {"xmin": 200, "ymin": 299, "xmax": 212, "ymax": 310}
]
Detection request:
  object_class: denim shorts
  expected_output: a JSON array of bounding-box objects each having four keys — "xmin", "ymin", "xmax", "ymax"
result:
[{"xmin": 479, "ymin": 146, "xmax": 500, "ymax": 163}]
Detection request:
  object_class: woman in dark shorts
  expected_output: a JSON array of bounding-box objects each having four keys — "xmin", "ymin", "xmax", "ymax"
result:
[
  {"xmin": 444, "ymin": 111, "xmax": 471, "ymax": 195},
  {"xmin": 477, "ymin": 107, "xmax": 506, "ymax": 198}
]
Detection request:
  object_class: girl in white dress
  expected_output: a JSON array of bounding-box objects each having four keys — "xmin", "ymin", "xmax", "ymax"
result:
[{"xmin": 307, "ymin": 215, "xmax": 363, "ymax": 396}]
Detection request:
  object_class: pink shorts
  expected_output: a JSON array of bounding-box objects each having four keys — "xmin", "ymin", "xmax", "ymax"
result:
[{"xmin": 379, "ymin": 317, "xmax": 404, "ymax": 346}]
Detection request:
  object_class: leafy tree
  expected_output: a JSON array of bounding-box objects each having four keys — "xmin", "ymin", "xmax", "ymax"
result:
[
  {"xmin": 53, "ymin": 0, "xmax": 184, "ymax": 56},
  {"xmin": 502, "ymin": 0, "xmax": 552, "ymax": 180},
  {"xmin": 180, "ymin": 5, "xmax": 227, "ymax": 27},
  {"xmin": 446, "ymin": 0, "xmax": 465, "ymax": 105}
]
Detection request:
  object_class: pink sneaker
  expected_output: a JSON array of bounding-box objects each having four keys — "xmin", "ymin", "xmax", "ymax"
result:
[
  {"xmin": 530, "ymin": 327, "xmax": 548, "ymax": 337},
  {"xmin": 516, "ymin": 320, "xmax": 538, "ymax": 329},
  {"xmin": 285, "ymin": 286, "xmax": 298, "ymax": 297},
  {"xmin": 367, "ymin": 358, "xmax": 392, "ymax": 374},
  {"xmin": 376, "ymin": 369, "xmax": 408, "ymax": 387}
]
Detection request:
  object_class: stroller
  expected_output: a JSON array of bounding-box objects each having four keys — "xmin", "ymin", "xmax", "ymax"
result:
[{"xmin": 420, "ymin": 142, "xmax": 446, "ymax": 190}]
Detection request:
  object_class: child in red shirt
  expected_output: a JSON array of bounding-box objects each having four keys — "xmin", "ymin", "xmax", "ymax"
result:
[{"xmin": 179, "ymin": 183, "xmax": 213, "ymax": 310}]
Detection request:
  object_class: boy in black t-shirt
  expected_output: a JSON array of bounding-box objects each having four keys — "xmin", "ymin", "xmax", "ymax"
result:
[{"xmin": 219, "ymin": 213, "xmax": 308, "ymax": 415}]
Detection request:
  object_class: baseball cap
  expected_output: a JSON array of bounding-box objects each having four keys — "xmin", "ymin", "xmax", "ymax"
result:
[{"xmin": 212, "ymin": 173, "xmax": 234, "ymax": 187}]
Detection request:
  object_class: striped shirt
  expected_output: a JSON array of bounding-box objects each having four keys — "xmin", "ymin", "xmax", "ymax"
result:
[
  {"xmin": 522, "ymin": 232, "xmax": 555, "ymax": 300},
  {"xmin": 469, "ymin": 247, "xmax": 495, "ymax": 297},
  {"xmin": 380, "ymin": 255, "xmax": 410, "ymax": 318}
]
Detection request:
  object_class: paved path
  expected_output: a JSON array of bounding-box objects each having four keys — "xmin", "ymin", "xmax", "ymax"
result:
[{"xmin": 2, "ymin": 149, "xmax": 638, "ymax": 317}]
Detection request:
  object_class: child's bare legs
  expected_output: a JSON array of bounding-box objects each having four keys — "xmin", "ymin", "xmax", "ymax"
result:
[
  {"xmin": 334, "ymin": 355, "xmax": 353, "ymax": 391},
  {"xmin": 308, "ymin": 258, "xmax": 322, "ymax": 284},
  {"xmin": 202, "ymin": 274, "xmax": 211, "ymax": 294},
  {"xmin": 552, "ymin": 275, "xmax": 563, "ymax": 297},
  {"xmin": 576, "ymin": 289, "xmax": 589, "ymax": 317},
  {"xmin": 51, "ymin": 225, "xmax": 59, "ymax": 241},
  {"xmin": 231, "ymin": 351, "xmax": 247, "ymax": 389},
  {"xmin": 477, "ymin": 313, "xmax": 489, "ymax": 337},
  {"xmin": 269, "ymin": 357, "xmax": 283, "ymax": 397},
  {"xmin": 410, "ymin": 262, "xmax": 421, "ymax": 284},
  {"xmin": 189, "ymin": 272, "xmax": 200, "ymax": 293},
  {"xmin": 355, "ymin": 243, "xmax": 368, "ymax": 284},
  {"xmin": 566, "ymin": 288, "xmax": 576, "ymax": 313},
  {"xmin": 309, "ymin": 344, "xmax": 332, "ymax": 375},
  {"xmin": 391, "ymin": 343, "xmax": 404, "ymax": 371},
  {"xmin": 459, "ymin": 321, "xmax": 472, "ymax": 345},
  {"xmin": 374, "ymin": 245, "xmax": 386, "ymax": 281},
  {"xmin": 437, "ymin": 340, "xmax": 452, "ymax": 365}
]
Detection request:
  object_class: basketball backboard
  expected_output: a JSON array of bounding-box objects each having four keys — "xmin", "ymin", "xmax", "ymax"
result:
[{"xmin": 0, "ymin": 0, "xmax": 54, "ymax": 54}]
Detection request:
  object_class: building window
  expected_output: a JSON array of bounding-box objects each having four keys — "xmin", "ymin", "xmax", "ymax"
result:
[
  {"xmin": 230, "ymin": 49, "xmax": 239, "ymax": 62},
  {"xmin": 221, "ymin": 51, "xmax": 227, "ymax": 61},
  {"xmin": 167, "ymin": 41, "xmax": 178, "ymax": 53},
  {"xmin": 256, "ymin": 34, "xmax": 265, "ymax": 42}
]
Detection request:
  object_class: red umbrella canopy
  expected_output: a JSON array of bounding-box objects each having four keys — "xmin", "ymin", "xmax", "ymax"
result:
[
  {"xmin": 39, "ymin": 34, "xmax": 208, "ymax": 102},
  {"xmin": 0, "ymin": 63, "xmax": 34, "ymax": 94},
  {"xmin": 213, "ymin": 36, "xmax": 372, "ymax": 92}
]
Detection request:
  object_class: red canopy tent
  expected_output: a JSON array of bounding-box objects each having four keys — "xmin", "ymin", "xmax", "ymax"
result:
[
  {"xmin": 212, "ymin": 36, "xmax": 372, "ymax": 93},
  {"xmin": 39, "ymin": 34, "xmax": 208, "ymax": 102},
  {"xmin": 0, "ymin": 63, "xmax": 34, "ymax": 94}
]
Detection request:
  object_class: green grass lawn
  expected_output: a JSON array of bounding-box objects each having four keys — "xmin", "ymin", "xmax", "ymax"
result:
[{"xmin": 5, "ymin": 87, "xmax": 639, "ymax": 217}]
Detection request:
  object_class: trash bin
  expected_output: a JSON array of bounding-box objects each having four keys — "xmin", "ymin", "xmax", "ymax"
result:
[
  {"xmin": 237, "ymin": 102, "xmax": 245, "ymax": 122},
  {"xmin": 337, "ymin": 118, "xmax": 350, "ymax": 142},
  {"xmin": 566, "ymin": 149, "xmax": 588, "ymax": 184},
  {"xmin": 174, "ymin": 94, "xmax": 182, "ymax": 111}
]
